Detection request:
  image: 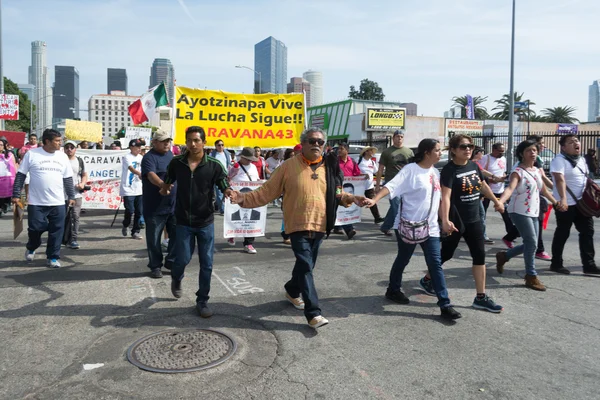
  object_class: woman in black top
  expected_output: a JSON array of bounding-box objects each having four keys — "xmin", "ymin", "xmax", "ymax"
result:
[{"xmin": 420, "ymin": 134, "xmax": 505, "ymax": 313}]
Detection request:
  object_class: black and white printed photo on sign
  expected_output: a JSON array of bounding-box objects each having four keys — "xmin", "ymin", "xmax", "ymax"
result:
[{"xmin": 224, "ymin": 181, "xmax": 267, "ymax": 238}]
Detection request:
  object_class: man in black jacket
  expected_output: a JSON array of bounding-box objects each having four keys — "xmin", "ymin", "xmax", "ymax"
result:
[{"xmin": 160, "ymin": 126, "xmax": 232, "ymax": 318}]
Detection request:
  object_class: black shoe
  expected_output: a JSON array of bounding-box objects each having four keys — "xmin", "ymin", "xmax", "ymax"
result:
[
  {"xmin": 374, "ymin": 217, "xmax": 385, "ymax": 224},
  {"xmin": 196, "ymin": 302, "xmax": 213, "ymax": 318},
  {"xmin": 385, "ymin": 288, "xmax": 410, "ymax": 304},
  {"xmin": 550, "ymin": 266, "xmax": 571, "ymax": 275},
  {"xmin": 150, "ymin": 268, "xmax": 163, "ymax": 279},
  {"xmin": 333, "ymin": 228, "xmax": 343, "ymax": 235},
  {"xmin": 583, "ymin": 266, "xmax": 600, "ymax": 275},
  {"xmin": 441, "ymin": 306, "xmax": 462, "ymax": 320},
  {"xmin": 164, "ymin": 261, "xmax": 172, "ymax": 271},
  {"xmin": 346, "ymin": 230, "xmax": 356, "ymax": 240},
  {"xmin": 171, "ymin": 278, "xmax": 182, "ymax": 298}
]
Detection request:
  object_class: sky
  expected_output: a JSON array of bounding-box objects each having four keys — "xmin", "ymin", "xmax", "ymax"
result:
[{"xmin": 4, "ymin": 0, "xmax": 599, "ymax": 122}]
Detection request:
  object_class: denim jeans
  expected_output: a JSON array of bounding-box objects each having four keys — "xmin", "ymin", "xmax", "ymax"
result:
[
  {"xmin": 27, "ymin": 205, "xmax": 66, "ymax": 259},
  {"xmin": 214, "ymin": 185, "xmax": 224, "ymax": 213},
  {"xmin": 381, "ymin": 197, "xmax": 401, "ymax": 232},
  {"xmin": 391, "ymin": 232, "xmax": 450, "ymax": 308},
  {"xmin": 171, "ymin": 224, "xmax": 215, "ymax": 304},
  {"xmin": 145, "ymin": 213, "xmax": 176, "ymax": 270},
  {"xmin": 123, "ymin": 195, "xmax": 143, "ymax": 234},
  {"xmin": 285, "ymin": 231, "xmax": 325, "ymax": 321},
  {"xmin": 551, "ymin": 206, "xmax": 596, "ymax": 270},
  {"xmin": 506, "ymin": 213, "xmax": 539, "ymax": 276}
]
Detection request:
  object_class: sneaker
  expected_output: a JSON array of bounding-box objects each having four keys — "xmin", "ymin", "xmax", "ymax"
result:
[
  {"xmin": 525, "ymin": 274, "xmax": 546, "ymax": 291},
  {"xmin": 484, "ymin": 238, "xmax": 495, "ymax": 245},
  {"xmin": 121, "ymin": 226, "xmax": 128, "ymax": 237},
  {"xmin": 150, "ymin": 268, "xmax": 163, "ymax": 279},
  {"xmin": 161, "ymin": 239, "xmax": 169, "ymax": 252},
  {"xmin": 171, "ymin": 278, "xmax": 182, "ymax": 298},
  {"xmin": 583, "ymin": 266, "xmax": 600, "ymax": 275},
  {"xmin": 227, "ymin": 238, "xmax": 236, "ymax": 246},
  {"xmin": 502, "ymin": 239, "xmax": 514, "ymax": 249},
  {"xmin": 308, "ymin": 315, "xmax": 329, "ymax": 329},
  {"xmin": 495, "ymin": 251, "xmax": 508, "ymax": 274},
  {"xmin": 381, "ymin": 230, "xmax": 393, "ymax": 236},
  {"xmin": 418, "ymin": 277, "xmax": 436, "ymax": 296},
  {"xmin": 132, "ymin": 233, "xmax": 143, "ymax": 240},
  {"xmin": 374, "ymin": 217, "xmax": 385, "ymax": 224},
  {"xmin": 196, "ymin": 302, "xmax": 213, "ymax": 318},
  {"xmin": 24, "ymin": 249, "xmax": 35, "ymax": 262},
  {"xmin": 550, "ymin": 266, "xmax": 570, "ymax": 275},
  {"xmin": 139, "ymin": 223, "xmax": 145, "ymax": 229},
  {"xmin": 346, "ymin": 230, "xmax": 356, "ymax": 240},
  {"xmin": 440, "ymin": 306, "xmax": 462, "ymax": 320},
  {"xmin": 285, "ymin": 292, "xmax": 305, "ymax": 310},
  {"xmin": 244, "ymin": 244, "xmax": 257, "ymax": 254},
  {"xmin": 282, "ymin": 238, "xmax": 291, "ymax": 245},
  {"xmin": 472, "ymin": 295, "xmax": 503, "ymax": 313},
  {"xmin": 535, "ymin": 251, "xmax": 551, "ymax": 261},
  {"xmin": 385, "ymin": 288, "xmax": 410, "ymax": 304},
  {"xmin": 68, "ymin": 241, "xmax": 80, "ymax": 250},
  {"xmin": 46, "ymin": 259, "xmax": 61, "ymax": 268}
]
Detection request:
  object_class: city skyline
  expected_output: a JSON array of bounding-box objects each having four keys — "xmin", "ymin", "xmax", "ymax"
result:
[
  {"xmin": 254, "ymin": 36, "xmax": 287, "ymax": 94},
  {"xmin": 3, "ymin": 0, "xmax": 599, "ymax": 122}
]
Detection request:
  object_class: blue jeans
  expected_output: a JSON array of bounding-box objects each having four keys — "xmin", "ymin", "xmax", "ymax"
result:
[
  {"xmin": 391, "ymin": 232, "xmax": 451, "ymax": 308},
  {"xmin": 123, "ymin": 195, "xmax": 143, "ymax": 234},
  {"xmin": 214, "ymin": 185, "xmax": 224, "ymax": 213},
  {"xmin": 145, "ymin": 213, "xmax": 176, "ymax": 270},
  {"xmin": 381, "ymin": 197, "xmax": 401, "ymax": 232},
  {"xmin": 171, "ymin": 224, "xmax": 215, "ymax": 304},
  {"xmin": 285, "ymin": 231, "xmax": 325, "ymax": 321},
  {"xmin": 27, "ymin": 205, "xmax": 66, "ymax": 259},
  {"xmin": 506, "ymin": 213, "xmax": 539, "ymax": 276}
]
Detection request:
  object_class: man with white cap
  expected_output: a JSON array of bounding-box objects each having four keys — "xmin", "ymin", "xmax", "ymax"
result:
[{"xmin": 63, "ymin": 140, "xmax": 88, "ymax": 249}]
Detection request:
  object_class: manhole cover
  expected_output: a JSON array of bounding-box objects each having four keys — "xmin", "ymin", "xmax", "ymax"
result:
[{"xmin": 126, "ymin": 328, "xmax": 237, "ymax": 373}]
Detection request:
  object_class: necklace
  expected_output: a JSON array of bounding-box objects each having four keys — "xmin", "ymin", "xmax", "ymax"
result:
[{"xmin": 309, "ymin": 161, "xmax": 323, "ymax": 180}]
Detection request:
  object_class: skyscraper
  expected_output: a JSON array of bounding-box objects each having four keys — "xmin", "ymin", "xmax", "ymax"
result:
[
  {"xmin": 107, "ymin": 68, "xmax": 128, "ymax": 94},
  {"xmin": 149, "ymin": 58, "xmax": 175, "ymax": 105},
  {"xmin": 302, "ymin": 70, "xmax": 323, "ymax": 106},
  {"xmin": 254, "ymin": 36, "xmax": 287, "ymax": 94},
  {"xmin": 287, "ymin": 77, "xmax": 312, "ymax": 107},
  {"xmin": 17, "ymin": 84, "xmax": 34, "ymax": 102},
  {"xmin": 588, "ymin": 80, "xmax": 600, "ymax": 122},
  {"xmin": 53, "ymin": 66, "xmax": 80, "ymax": 126},
  {"xmin": 28, "ymin": 41, "xmax": 52, "ymax": 135}
]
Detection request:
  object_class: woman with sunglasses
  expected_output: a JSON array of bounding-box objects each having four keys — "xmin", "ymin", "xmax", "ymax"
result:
[{"xmin": 420, "ymin": 134, "xmax": 505, "ymax": 313}]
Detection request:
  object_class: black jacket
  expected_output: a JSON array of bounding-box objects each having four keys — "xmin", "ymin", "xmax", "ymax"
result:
[
  {"xmin": 324, "ymin": 151, "xmax": 344, "ymax": 237},
  {"xmin": 165, "ymin": 153, "xmax": 230, "ymax": 227}
]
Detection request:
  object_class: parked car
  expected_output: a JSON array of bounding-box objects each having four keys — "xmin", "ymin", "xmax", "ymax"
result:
[{"xmin": 539, "ymin": 148, "xmax": 555, "ymax": 172}]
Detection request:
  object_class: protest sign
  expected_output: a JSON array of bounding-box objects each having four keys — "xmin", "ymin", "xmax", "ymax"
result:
[
  {"xmin": 174, "ymin": 87, "xmax": 304, "ymax": 149},
  {"xmin": 76, "ymin": 149, "xmax": 127, "ymax": 209},
  {"xmin": 65, "ymin": 119, "xmax": 102, "ymax": 142},
  {"xmin": 124, "ymin": 126, "xmax": 153, "ymax": 143},
  {"xmin": 335, "ymin": 176, "xmax": 367, "ymax": 225},
  {"xmin": 0, "ymin": 94, "xmax": 19, "ymax": 120},
  {"xmin": 0, "ymin": 130, "xmax": 26, "ymax": 148},
  {"xmin": 223, "ymin": 181, "xmax": 267, "ymax": 238}
]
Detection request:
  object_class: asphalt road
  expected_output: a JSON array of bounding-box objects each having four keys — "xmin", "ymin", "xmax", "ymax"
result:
[{"xmin": 1, "ymin": 203, "xmax": 599, "ymax": 399}]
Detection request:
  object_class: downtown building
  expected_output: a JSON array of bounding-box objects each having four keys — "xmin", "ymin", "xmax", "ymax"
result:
[
  {"xmin": 88, "ymin": 91, "xmax": 139, "ymax": 137},
  {"xmin": 302, "ymin": 70, "xmax": 323, "ymax": 106},
  {"xmin": 254, "ymin": 36, "xmax": 287, "ymax": 94},
  {"xmin": 107, "ymin": 68, "xmax": 128, "ymax": 94},
  {"xmin": 287, "ymin": 77, "xmax": 312, "ymax": 107},
  {"xmin": 28, "ymin": 40, "xmax": 52, "ymax": 135},
  {"xmin": 149, "ymin": 58, "xmax": 175, "ymax": 105},
  {"xmin": 588, "ymin": 80, "xmax": 600, "ymax": 122},
  {"xmin": 53, "ymin": 66, "xmax": 79, "ymax": 133}
]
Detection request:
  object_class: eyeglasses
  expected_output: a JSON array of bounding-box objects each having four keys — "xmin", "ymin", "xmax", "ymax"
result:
[
  {"xmin": 458, "ymin": 144, "xmax": 475, "ymax": 150},
  {"xmin": 308, "ymin": 138, "xmax": 325, "ymax": 146}
]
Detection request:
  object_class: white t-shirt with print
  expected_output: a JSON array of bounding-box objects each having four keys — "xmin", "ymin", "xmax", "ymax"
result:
[
  {"xmin": 507, "ymin": 167, "xmax": 543, "ymax": 217},
  {"xmin": 480, "ymin": 154, "xmax": 507, "ymax": 193},
  {"xmin": 120, "ymin": 153, "xmax": 143, "ymax": 196},
  {"xmin": 230, "ymin": 162, "xmax": 260, "ymax": 182},
  {"xmin": 384, "ymin": 163, "xmax": 441, "ymax": 237},
  {"xmin": 550, "ymin": 154, "xmax": 588, "ymax": 206},
  {"xmin": 358, "ymin": 157, "xmax": 378, "ymax": 190},
  {"xmin": 18, "ymin": 147, "xmax": 73, "ymax": 206},
  {"xmin": 265, "ymin": 157, "xmax": 281, "ymax": 178}
]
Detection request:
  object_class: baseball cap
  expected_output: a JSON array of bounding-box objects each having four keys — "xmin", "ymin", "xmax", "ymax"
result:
[
  {"xmin": 129, "ymin": 139, "xmax": 143, "ymax": 147},
  {"xmin": 393, "ymin": 130, "xmax": 404, "ymax": 137},
  {"xmin": 64, "ymin": 140, "xmax": 77, "ymax": 147},
  {"xmin": 152, "ymin": 129, "xmax": 171, "ymax": 142}
]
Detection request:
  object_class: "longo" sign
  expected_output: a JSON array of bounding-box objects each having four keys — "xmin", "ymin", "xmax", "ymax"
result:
[{"xmin": 365, "ymin": 108, "xmax": 406, "ymax": 131}]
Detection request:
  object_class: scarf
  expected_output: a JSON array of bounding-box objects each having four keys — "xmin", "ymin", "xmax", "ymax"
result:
[
  {"xmin": 560, "ymin": 151, "xmax": 581, "ymax": 168},
  {"xmin": 301, "ymin": 154, "xmax": 323, "ymax": 165}
]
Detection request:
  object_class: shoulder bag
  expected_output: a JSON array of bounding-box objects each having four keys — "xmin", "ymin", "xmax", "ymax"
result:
[
  {"xmin": 565, "ymin": 164, "xmax": 600, "ymax": 218},
  {"xmin": 398, "ymin": 175, "xmax": 435, "ymax": 244}
]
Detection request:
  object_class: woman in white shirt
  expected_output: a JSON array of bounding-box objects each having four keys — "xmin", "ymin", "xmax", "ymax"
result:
[
  {"xmin": 358, "ymin": 147, "xmax": 384, "ymax": 224},
  {"xmin": 496, "ymin": 140, "xmax": 561, "ymax": 291},
  {"xmin": 364, "ymin": 139, "xmax": 461, "ymax": 321}
]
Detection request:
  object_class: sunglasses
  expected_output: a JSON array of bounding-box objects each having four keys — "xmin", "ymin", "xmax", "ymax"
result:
[
  {"xmin": 308, "ymin": 138, "xmax": 325, "ymax": 146},
  {"xmin": 458, "ymin": 144, "xmax": 475, "ymax": 150}
]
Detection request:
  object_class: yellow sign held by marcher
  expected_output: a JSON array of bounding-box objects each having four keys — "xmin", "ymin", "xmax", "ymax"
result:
[
  {"xmin": 174, "ymin": 87, "xmax": 304, "ymax": 148},
  {"xmin": 64, "ymin": 119, "xmax": 102, "ymax": 142}
]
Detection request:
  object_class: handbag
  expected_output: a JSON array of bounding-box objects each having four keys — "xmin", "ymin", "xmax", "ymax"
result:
[
  {"xmin": 565, "ymin": 165, "xmax": 600, "ymax": 218},
  {"xmin": 398, "ymin": 175, "xmax": 435, "ymax": 244}
]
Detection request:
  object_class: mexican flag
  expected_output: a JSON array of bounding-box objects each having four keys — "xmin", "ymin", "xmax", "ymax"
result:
[{"xmin": 128, "ymin": 83, "xmax": 169, "ymax": 125}]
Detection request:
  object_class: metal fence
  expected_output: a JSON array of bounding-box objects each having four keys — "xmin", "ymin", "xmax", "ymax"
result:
[{"xmin": 328, "ymin": 138, "xmax": 391, "ymax": 153}]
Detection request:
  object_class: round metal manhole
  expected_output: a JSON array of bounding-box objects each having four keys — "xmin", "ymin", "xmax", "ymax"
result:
[{"xmin": 126, "ymin": 328, "xmax": 237, "ymax": 373}]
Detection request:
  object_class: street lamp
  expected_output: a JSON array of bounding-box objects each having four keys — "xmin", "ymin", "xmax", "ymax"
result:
[
  {"xmin": 507, "ymin": 0, "xmax": 516, "ymax": 171},
  {"xmin": 235, "ymin": 65, "xmax": 261, "ymax": 94},
  {"xmin": 31, "ymin": 93, "xmax": 64, "ymax": 135}
]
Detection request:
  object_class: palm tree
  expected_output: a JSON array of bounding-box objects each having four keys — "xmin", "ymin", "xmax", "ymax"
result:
[
  {"xmin": 490, "ymin": 92, "xmax": 535, "ymax": 121},
  {"xmin": 451, "ymin": 95, "xmax": 488, "ymax": 119},
  {"xmin": 541, "ymin": 106, "xmax": 579, "ymax": 124}
]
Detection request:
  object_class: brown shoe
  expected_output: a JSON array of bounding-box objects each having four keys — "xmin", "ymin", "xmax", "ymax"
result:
[
  {"xmin": 525, "ymin": 274, "xmax": 546, "ymax": 291},
  {"xmin": 495, "ymin": 251, "xmax": 508, "ymax": 274}
]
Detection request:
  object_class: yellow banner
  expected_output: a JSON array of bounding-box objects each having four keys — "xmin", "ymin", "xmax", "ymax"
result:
[
  {"xmin": 365, "ymin": 108, "xmax": 405, "ymax": 131},
  {"xmin": 64, "ymin": 119, "xmax": 102, "ymax": 142},
  {"xmin": 174, "ymin": 87, "xmax": 304, "ymax": 148}
]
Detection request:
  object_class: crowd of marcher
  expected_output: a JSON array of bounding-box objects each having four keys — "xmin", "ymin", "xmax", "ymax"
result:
[{"xmin": 3, "ymin": 126, "xmax": 599, "ymax": 329}]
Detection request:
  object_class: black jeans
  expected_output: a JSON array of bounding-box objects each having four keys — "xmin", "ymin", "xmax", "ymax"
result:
[
  {"xmin": 123, "ymin": 195, "xmax": 143, "ymax": 234},
  {"xmin": 285, "ymin": 231, "xmax": 324, "ymax": 321},
  {"xmin": 551, "ymin": 206, "xmax": 596, "ymax": 269},
  {"xmin": 145, "ymin": 213, "xmax": 176, "ymax": 270},
  {"xmin": 27, "ymin": 205, "xmax": 65, "ymax": 259}
]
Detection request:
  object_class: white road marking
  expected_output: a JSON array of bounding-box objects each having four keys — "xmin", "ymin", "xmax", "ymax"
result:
[
  {"xmin": 213, "ymin": 272, "xmax": 237, "ymax": 296},
  {"xmin": 83, "ymin": 363, "xmax": 104, "ymax": 370},
  {"xmin": 233, "ymin": 266, "xmax": 245, "ymax": 276}
]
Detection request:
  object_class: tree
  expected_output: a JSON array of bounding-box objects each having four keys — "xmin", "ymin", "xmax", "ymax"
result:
[
  {"xmin": 541, "ymin": 106, "xmax": 579, "ymax": 124},
  {"xmin": 3, "ymin": 77, "xmax": 35, "ymax": 133},
  {"xmin": 451, "ymin": 95, "xmax": 489, "ymax": 119},
  {"xmin": 490, "ymin": 92, "xmax": 535, "ymax": 121},
  {"xmin": 348, "ymin": 79, "xmax": 385, "ymax": 101}
]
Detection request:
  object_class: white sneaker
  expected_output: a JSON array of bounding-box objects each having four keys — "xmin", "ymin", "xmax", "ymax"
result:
[
  {"xmin": 46, "ymin": 259, "xmax": 61, "ymax": 268},
  {"xmin": 161, "ymin": 239, "xmax": 169, "ymax": 247},
  {"xmin": 244, "ymin": 245, "xmax": 257, "ymax": 254},
  {"xmin": 308, "ymin": 315, "xmax": 329, "ymax": 329},
  {"xmin": 227, "ymin": 238, "xmax": 236, "ymax": 246},
  {"xmin": 25, "ymin": 249, "xmax": 35, "ymax": 262}
]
